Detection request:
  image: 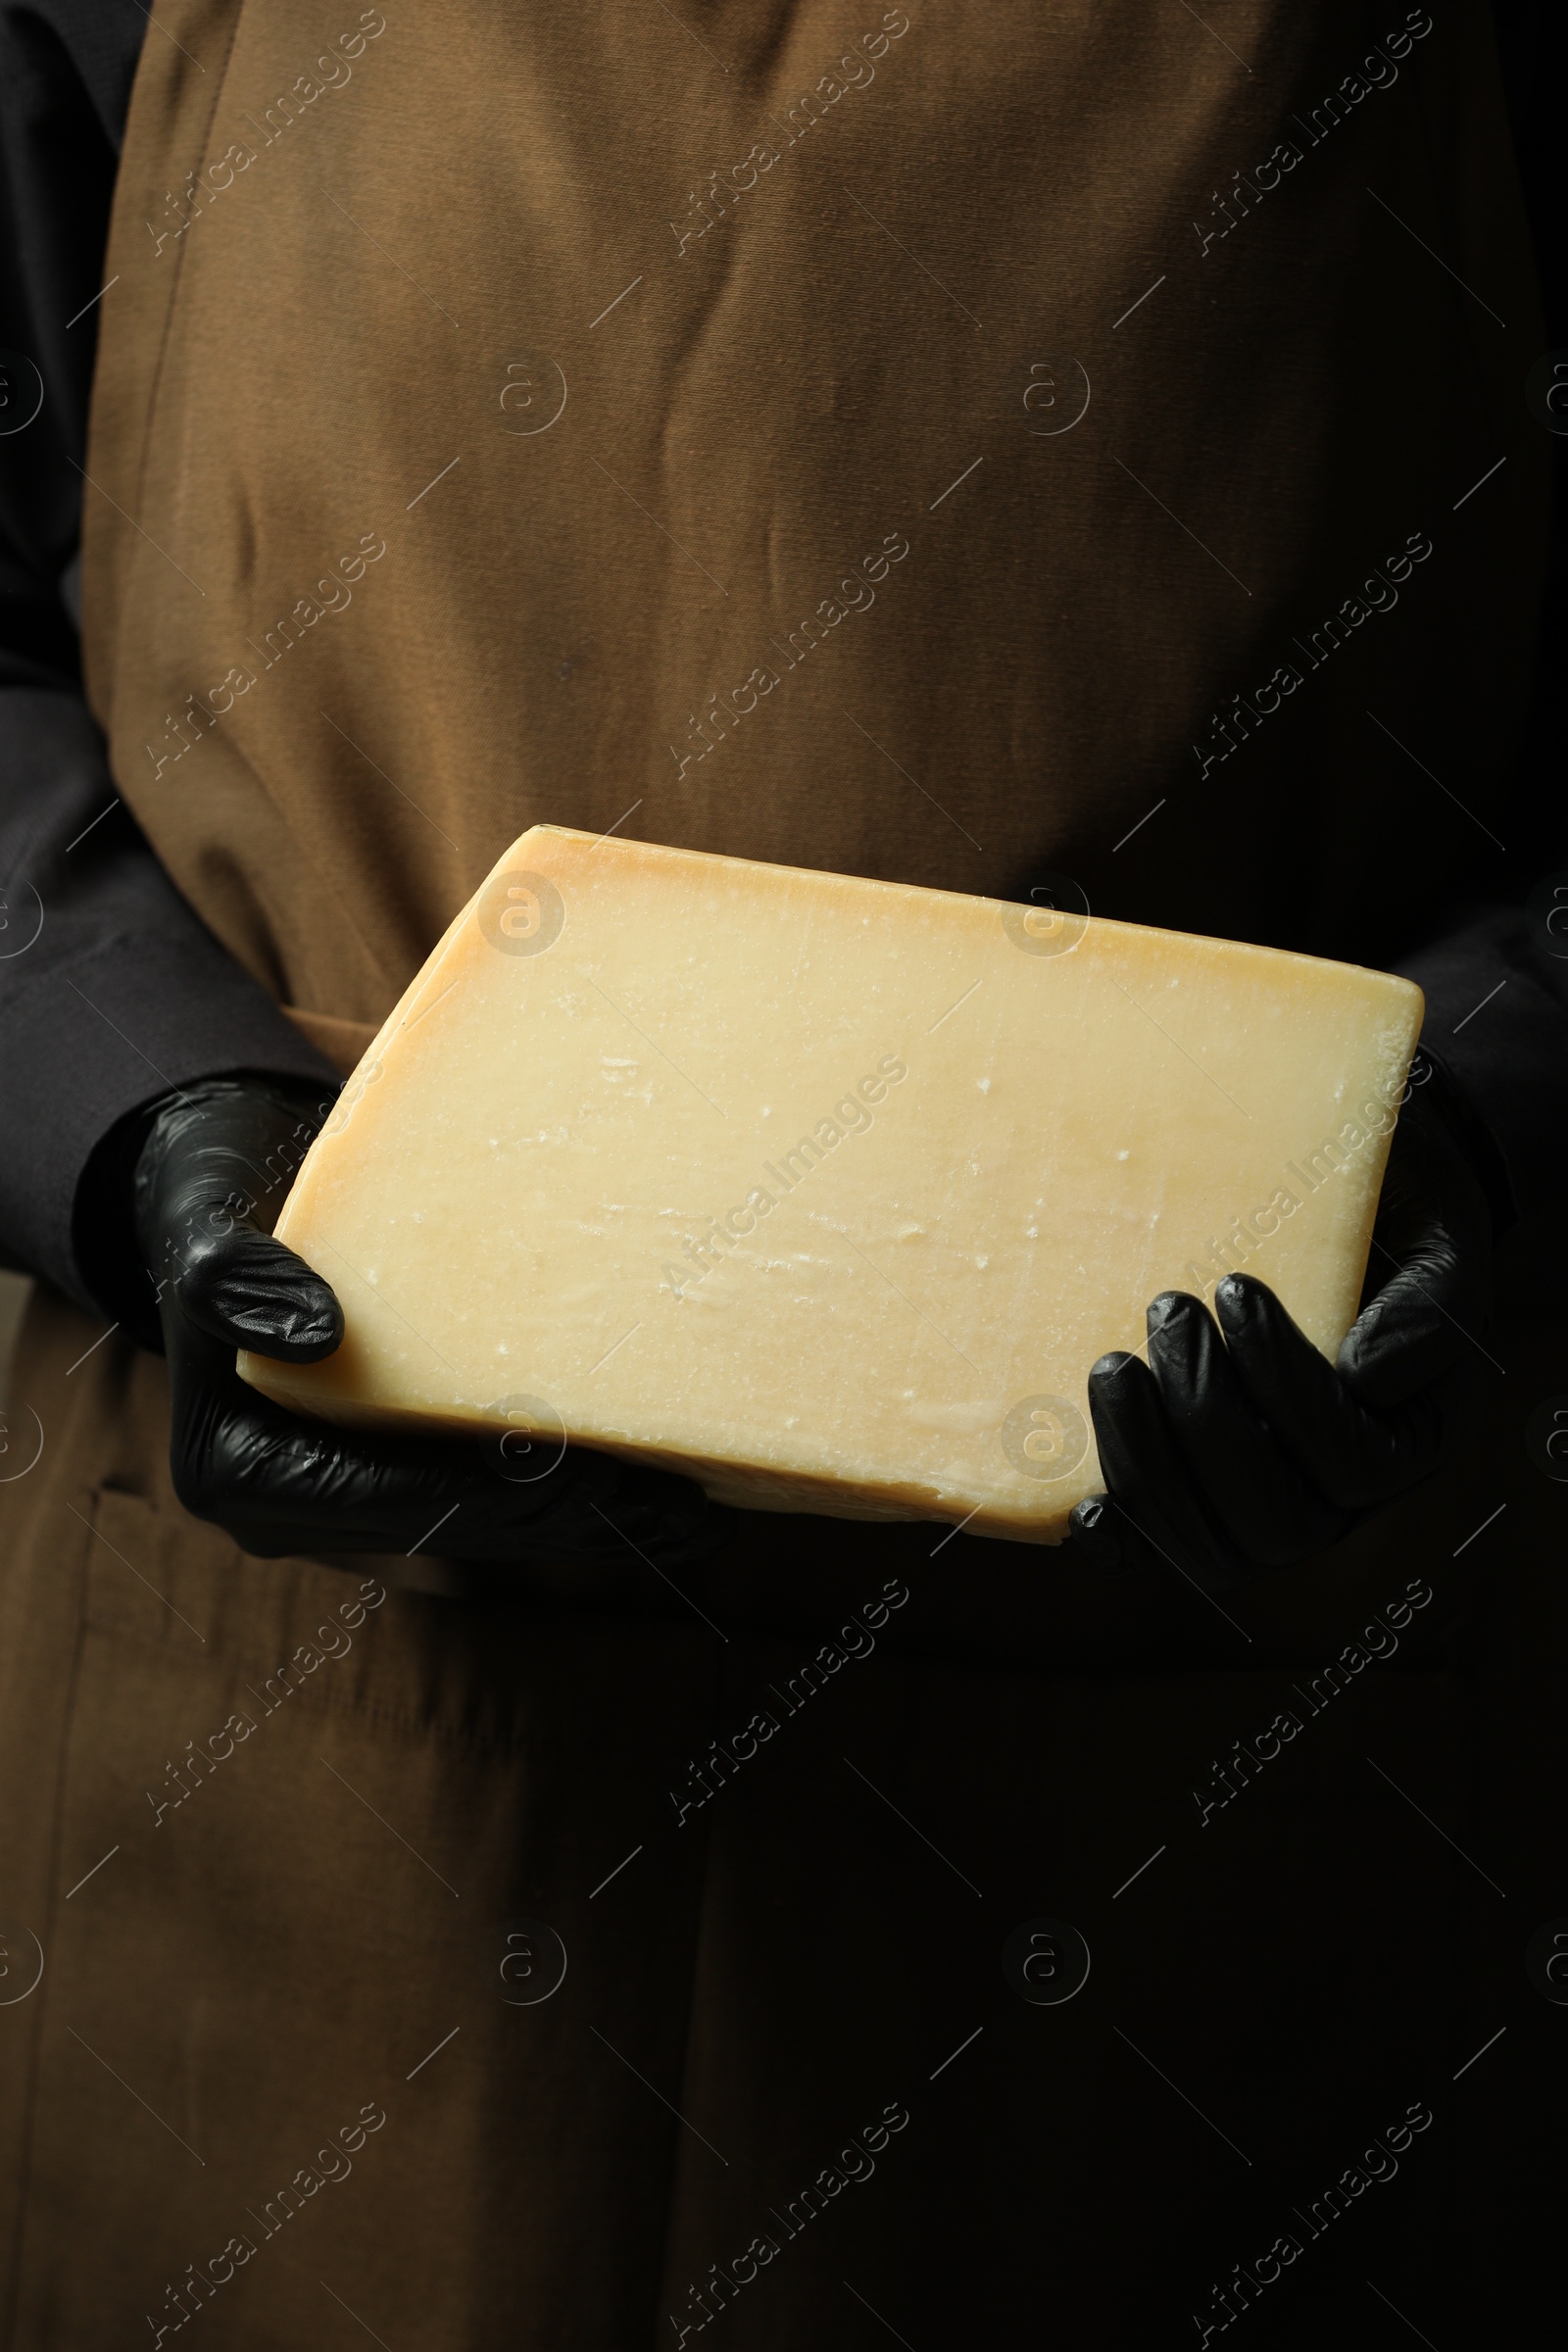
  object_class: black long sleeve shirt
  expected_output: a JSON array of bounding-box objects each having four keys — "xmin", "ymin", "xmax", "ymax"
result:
[
  {"xmin": 0, "ymin": 0, "xmax": 335, "ymax": 1315},
  {"xmin": 2, "ymin": 0, "xmax": 1564, "ymax": 1323}
]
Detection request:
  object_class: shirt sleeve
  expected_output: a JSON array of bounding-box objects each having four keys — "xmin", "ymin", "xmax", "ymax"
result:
[
  {"xmin": 1396, "ymin": 0, "xmax": 1568, "ymax": 1228},
  {"xmin": 0, "ymin": 0, "xmax": 336, "ymax": 1317},
  {"xmin": 1397, "ymin": 787, "xmax": 1568, "ymax": 1231}
]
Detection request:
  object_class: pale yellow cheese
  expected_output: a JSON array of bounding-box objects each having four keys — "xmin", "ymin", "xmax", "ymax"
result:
[{"xmin": 239, "ymin": 828, "xmax": 1422, "ymax": 1543}]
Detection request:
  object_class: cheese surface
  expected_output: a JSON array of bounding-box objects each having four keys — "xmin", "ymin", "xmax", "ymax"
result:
[{"xmin": 239, "ymin": 829, "xmax": 1422, "ymax": 1543}]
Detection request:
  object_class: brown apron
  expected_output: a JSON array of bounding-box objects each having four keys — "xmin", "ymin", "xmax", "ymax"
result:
[{"xmin": 2, "ymin": 3, "xmax": 1559, "ymax": 2339}]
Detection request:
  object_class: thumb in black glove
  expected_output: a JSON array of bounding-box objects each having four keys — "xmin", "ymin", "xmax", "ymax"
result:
[
  {"xmin": 1067, "ymin": 1050, "xmax": 1501, "ymax": 1600},
  {"xmin": 122, "ymin": 1074, "xmax": 710, "ymax": 1568}
]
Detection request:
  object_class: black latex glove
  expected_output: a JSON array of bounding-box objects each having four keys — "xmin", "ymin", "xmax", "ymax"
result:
[
  {"xmin": 127, "ymin": 1075, "xmax": 710, "ymax": 1566},
  {"xmin": 1067, "ymin": 1051, "xmax": 1501, "ymax": 1599}
]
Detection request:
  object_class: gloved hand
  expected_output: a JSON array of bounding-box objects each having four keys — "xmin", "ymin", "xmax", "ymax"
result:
[
  {"xmin": 1067, "ymin": 1051, "xmax": 1502, "ymax": 1598},
  {"xmin": 127, "ymin": 1074, "xmax": 711, "ymax": 1565}
]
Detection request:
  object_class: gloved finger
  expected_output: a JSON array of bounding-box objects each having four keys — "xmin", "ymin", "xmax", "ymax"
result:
[
  {"xmin": 1337, "ymin": 1235, "xmax": 1478, "ymax": 1408},
  {"xmin": 1087, "ymin": 1349, "xmax": 1249, "ymax": 1593},
  {"xmin": 1145, "ymin": 1291, "xmax": 1351, "ymax": 1567},
  {"xmin": 1065, "ymin": 1492, "xmax": 1200, "ymax": 1648},
  {"xmin": 1215, "ymin": 1274, "xmax": 1440, "ymax": 1509},
  {"xmin": 179, "ymin": 1229, "xmax": 344, "ymax": 1361},
  {"xmin": 166, "ymin": 1321, "xmax": 710, "ymax": 1567},
  {"xmin": 134, "ymin": 1080, "xmax": 332, "ymax": 1254},
  {"xmin": 1067, "ymin": 1492, "xmax": 1126, "ymax": 1571},
  {"xmin": 234, "ymin": 1433, "xmax": 708, "ymax": 1567},
  {"xmin": 1067, "ymin": 1490, "xmax": 1182, "ymax": 1603},
  {"xmin": 1339, "ymin": 1090, "xmax": 1492, "ymax": 1407}
]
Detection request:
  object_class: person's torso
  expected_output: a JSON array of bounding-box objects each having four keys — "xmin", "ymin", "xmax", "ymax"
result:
[{"xmin": 78, "ymin": 0, "xmax": 1547, "ymax": 1070}]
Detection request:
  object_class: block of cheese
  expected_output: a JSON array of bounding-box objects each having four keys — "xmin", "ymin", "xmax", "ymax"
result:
[{"xmin": 239, "ymin": 829, "xmax": 1422, "ymax": 1544}]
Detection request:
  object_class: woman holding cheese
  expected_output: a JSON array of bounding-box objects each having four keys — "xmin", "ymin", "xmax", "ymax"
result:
[{"xmin": 1, "ymin": 1, "xmax": 1561, "ymax": 2339}]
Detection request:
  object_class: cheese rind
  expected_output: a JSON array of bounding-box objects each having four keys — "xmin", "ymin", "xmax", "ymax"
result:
[{"xmin": 238, "ymin": 828, "xmax": 1422, "ymax": 1543}]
